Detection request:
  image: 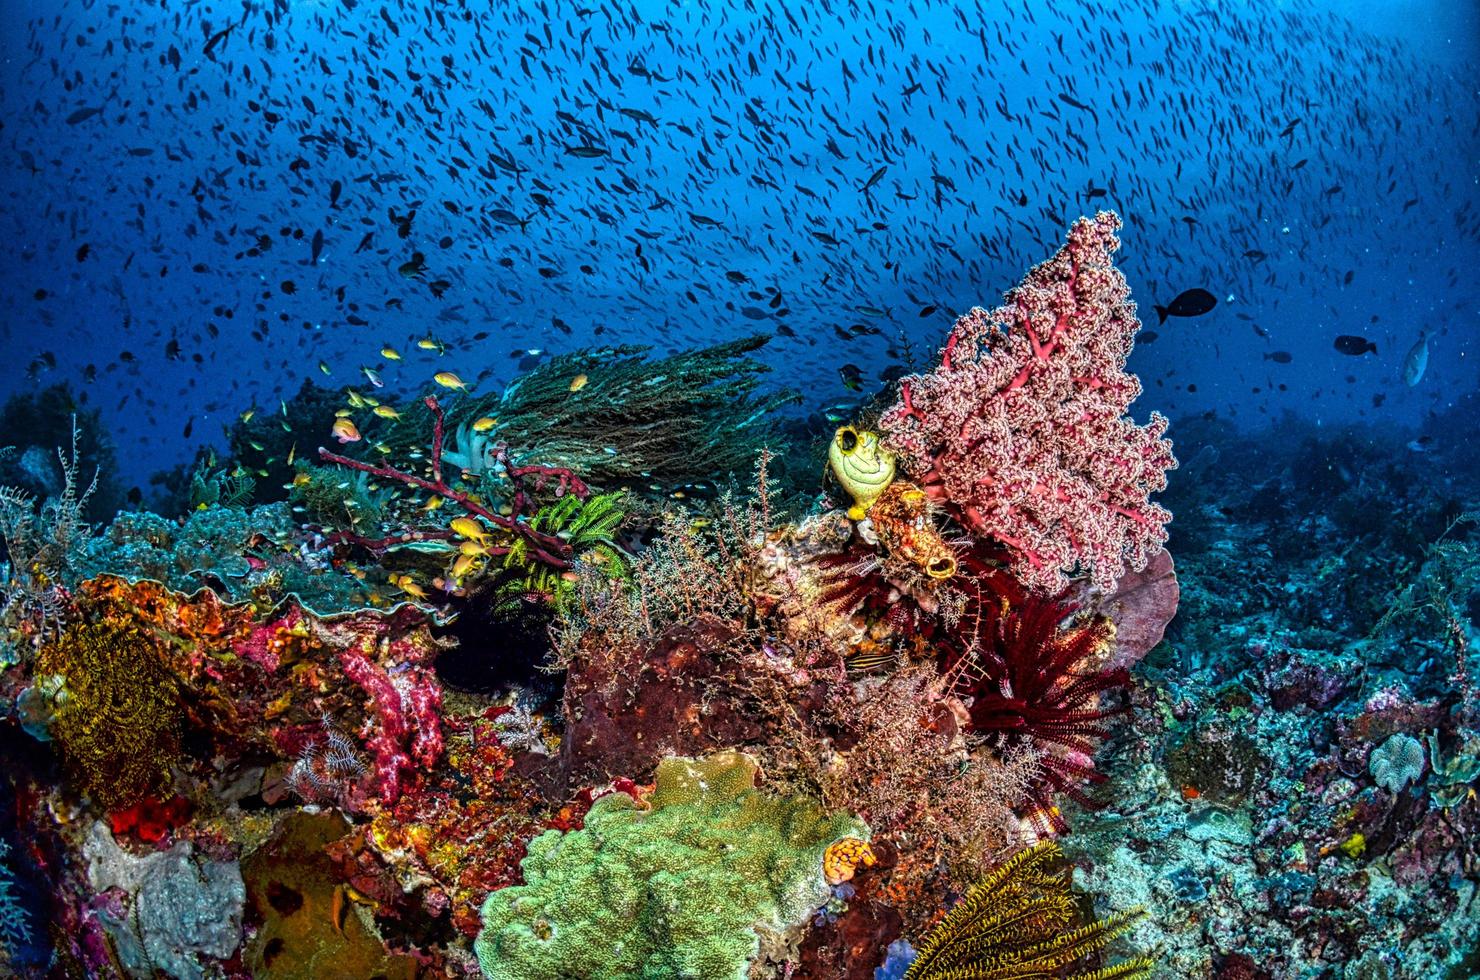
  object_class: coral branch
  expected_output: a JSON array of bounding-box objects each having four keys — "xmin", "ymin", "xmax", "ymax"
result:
[{"xmin": 318, "ymin": 394, "xmax": 575, "ymax": 569}]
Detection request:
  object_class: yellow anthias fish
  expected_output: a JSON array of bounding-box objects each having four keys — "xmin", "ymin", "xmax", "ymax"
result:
[
  {"xmin": 450, "ymin": 553, "xmax": 480, "ymax": 580},
  {"xmin": 391, "ymin": 574, "xmax": 428, "ymax": 599},
  {"xmin": 568, "ymin": 373, "xmax": 589, "ymax": 392},
  {"xmin": 372, "ymin": 404, "xmax": 401, "ymax": 419},
  {"xmin": 239, "ymin": 408, "xmax": 256, "ymax": 424},
  {"xmin": 417, "ymin": 334, "xmax": 446, "ymax": 353},
  {"xmin": 331, "ymin": 418, "xmax": 362, "ymax": 444},
  {"xmin": 433, "ymin": 371, "xmax": 470, "ymax": 391},
  {"xmin": 335, "ymin": 408, "xmax": 355, "ymax": 418},
  {"xmin": 421, "ymin": 495, "xmax": 445, "ymax": 512},
  {"xmin": 471, "ymin": 416, "xmax": 498, "ymax": 432},
  {"xmin": 458, "ymin": 539, "xmax": 490, "ymax": 557},
  {"xmin": 346, "ymin": 390, "xmax": 370, "ymax": 408},
  {"xmin": 449, "ymin": 516, "xmax": 489, "ymax": 543},
  {"xmin": 381, "ymin": 346, "xmax": 402, "ymax": 361}
]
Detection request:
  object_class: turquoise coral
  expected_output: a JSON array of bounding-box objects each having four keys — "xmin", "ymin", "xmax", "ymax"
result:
[{"xmin": 474, "ymin": 750, "xmax": 865, "ymax": 980}]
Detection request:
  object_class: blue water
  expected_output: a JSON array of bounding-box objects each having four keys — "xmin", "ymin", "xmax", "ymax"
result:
[{"xmin": 2, "ymin": 0, "xmax": 1476, "ymax": 491}]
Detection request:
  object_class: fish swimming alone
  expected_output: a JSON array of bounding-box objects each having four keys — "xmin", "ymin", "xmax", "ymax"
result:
[{"xmin": 1153, "ymin": 288, "xmax": 1218, "ymax": 323}]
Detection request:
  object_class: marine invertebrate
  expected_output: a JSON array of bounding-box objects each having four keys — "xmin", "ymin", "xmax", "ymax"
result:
[
  {"xmin": 902, "ymin": 841, "xmax": 1151, "ymax": 980},
  {"xmin": 865, "ymin": 481, "xmax": 957, "ymax": 580},
  {"xmin": 0, "ymin": 418, "xmax": 97, "ymax": 646},
  {"xmin": 879, "ymin": 212, "xmax": 1175, "ymax": 594},
  {"xmin": 35, "ymin": 618, "xmax": 183, "ymax": 809},
  {"xmin": 487, "ymin": 489, "xmax": 627, "ymax": 609},
  {"xmin": 1426, "ymin": 731, "xmax": 1480, "ymax": 809},
  {"xmin": 946, "ymin": 575, "xmax": 1128, "ymax": 823},
  {"xmin": 824, "ymin": 837, "xmax": 878, "ymax": 885},
  {"xmin": 320, "ymin": 394, "xmax": 578, "ymax": 571},
  {"xmin": 401, "ymin": 334, "xmax": 795, "ymax": 490},
  {"xmin": 0, "ymin": 838, "xmax": 34, "ymax": 974},
  {"xmin": 83, "ymin": 821, "xmax": 245, "ymax": 980},
  {"xmin": 474, "ymin": 750, "xmax": 865, "ymax": 980},
  {"xmin": 187, "ymin": 459, "xmax": 254, "ymax": 511},
  {"xmin": 830, "ymin": 425, "xmax": 897, "ymax": 519},
  {"xmin": 288, "ymin": 713, "xmax": 367, "ymax": 804},
  {"xmin": 1369, "ymin": 732, "xmax": 1426, "ymax": 793}
]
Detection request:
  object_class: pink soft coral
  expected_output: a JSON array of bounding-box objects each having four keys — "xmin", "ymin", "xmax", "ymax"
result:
[{"xmin": 879, "ymin": 211, "xmax": 1175, "ymax": 594}]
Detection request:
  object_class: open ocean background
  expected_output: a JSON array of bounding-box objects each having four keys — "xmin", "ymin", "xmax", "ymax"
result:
[{"xmin": 1, "ymin": 0, "xmax": 1476, "ymax": 494}]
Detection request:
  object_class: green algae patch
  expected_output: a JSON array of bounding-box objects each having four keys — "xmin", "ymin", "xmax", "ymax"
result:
[{"xmin": 475, "ymin": 750, "xmax": 865, "ymax": 980}]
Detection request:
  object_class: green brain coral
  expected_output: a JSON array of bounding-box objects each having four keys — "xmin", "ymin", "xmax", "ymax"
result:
[{"xmin": 475, "ymin": 750, "xmax": 865, "ymax": 980}]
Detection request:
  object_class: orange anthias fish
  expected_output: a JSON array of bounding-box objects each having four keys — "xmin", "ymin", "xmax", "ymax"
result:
[{"xmin": 331, "ymin": 418, "xmax": 362, "ymax": 444}]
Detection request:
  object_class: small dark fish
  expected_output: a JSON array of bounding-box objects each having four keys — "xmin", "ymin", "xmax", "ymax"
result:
[
  {"xmin": 398, "ymin": 252, "xmax": 427, "ymax": 278},
  {"xmin": 489, "ymin": 208, "xmax": 528, "ymax": 231},
  {"xmin": 76, "ymin": 243, "xmax": 90, "ymax": 262},
  {"xmin": 838, "ymin": 363, "xmax": 864, "ymax": 391},
  {"xmin": 918, "ymin": 305, "xmax": 937, "ymax": 317},
  {"xmin": 1334, "ymin": 335, "xmax": 1377, "ymax": 356},
  {"xmin": 182, "ymin": 417, "xmax": 193, "ymax": 439},
  {"xmin": 1138, "ymin": 330, "xmax": 1159, "ymax": 344},
  {"xmin": 65, "ymin": 106, "xmax": 104, "ymax": 125},
  {"xmin": 310, "ymin": 229, "xmax": 324, "ymax": 265},
  {"xmin": 1264, "ymin": 351, "xmax": 1292, "ymax": 363},
  {"xmin": 1153, "ymin": 288, "xmax": 1217, "ymax": 324},
  {"xmin": 565, "ymin": 144, "xmax": 608, "ymax": 158}
]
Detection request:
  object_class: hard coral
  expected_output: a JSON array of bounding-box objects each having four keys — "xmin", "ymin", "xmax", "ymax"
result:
[
  {"xmin": 475, "ymin": 750, "xmax": 865, "ymax": 980},
  {"xmin": 880, "ymin": 211, "xmax": 1175, "ymax": 595}
]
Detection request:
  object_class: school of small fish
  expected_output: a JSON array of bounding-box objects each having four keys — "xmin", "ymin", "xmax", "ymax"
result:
[{"xmin": 2, "ymin": 0, "xmax": 1475, "ymax": 484}]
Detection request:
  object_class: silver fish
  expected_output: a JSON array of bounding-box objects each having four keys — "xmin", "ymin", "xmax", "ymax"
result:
[{"xmin": 1402, "ymin": 331, "xmax": 1428, "ymax": 387}]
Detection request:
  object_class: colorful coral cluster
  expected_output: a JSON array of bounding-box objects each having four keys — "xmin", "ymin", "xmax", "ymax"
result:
[{"xmin": 0, "ymin": 214, "xmax": 1179, "ymax": 979}]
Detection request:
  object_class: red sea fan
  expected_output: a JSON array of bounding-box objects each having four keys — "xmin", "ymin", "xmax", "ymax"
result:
[
  {"xmin": 946, "ymin": 577, "xmax": 1129, "ymax": 826},
  {"xmin": 879, "ymin": 211, "xmax": 1176, "ymax": 595}
]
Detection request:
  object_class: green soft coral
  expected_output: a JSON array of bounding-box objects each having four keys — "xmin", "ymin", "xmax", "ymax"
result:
[{"xmin": 475, "ymin": 750, "xmax": 865, "ymax": 980}]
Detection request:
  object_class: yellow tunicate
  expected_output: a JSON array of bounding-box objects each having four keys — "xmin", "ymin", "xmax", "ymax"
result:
[{"xmin": 827, "ymin": 426, "xmax": 896, "ymax": 520}]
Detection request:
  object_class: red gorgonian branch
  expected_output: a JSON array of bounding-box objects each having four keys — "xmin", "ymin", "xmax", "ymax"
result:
[{"xmin": 319, "ymin": 395, "xmax": 584, "ymax": 570}]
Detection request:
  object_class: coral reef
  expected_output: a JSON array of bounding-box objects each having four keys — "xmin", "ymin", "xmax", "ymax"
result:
[
  {"xmin": 6, "ymin": 214, "xmax": 1473, "ymax": 979},
  {"xmin": 474, "ymin": 751, "xmax": 865, "ymax": 980}
]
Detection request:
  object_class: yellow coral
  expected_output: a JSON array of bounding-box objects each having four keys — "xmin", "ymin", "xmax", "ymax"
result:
[{"xmin": 829, "ymin": 426, "xmax": 896, "ymax": 519}]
